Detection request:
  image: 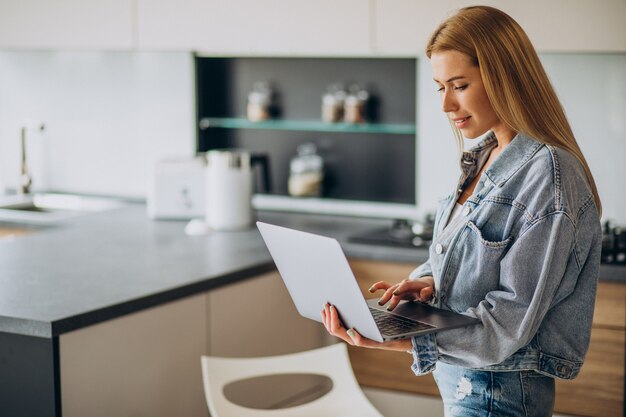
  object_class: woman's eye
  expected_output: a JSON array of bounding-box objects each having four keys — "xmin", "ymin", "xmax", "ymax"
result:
[
  {"xmin": 454, "ymin": 84, "xmax": 468, "ymax": 91},
  {"xmin": 436, "ymin": 86, "xmax": 445, "ymax": 93}
]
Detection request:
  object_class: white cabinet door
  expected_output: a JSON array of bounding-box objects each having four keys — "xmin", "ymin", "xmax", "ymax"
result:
[
  {"xmin": 0, "ymin": 0, "xmax": 133, "ymax": 50},
  {"xmin": 59, "ymin": 272, "xmax": 327, "ymax": 417},
  {"xmin": 207, "ymin": 271, "xmax": 328, "ymax": 357},
  {"xmin": 137, "ymin": 0, "xmax": 371, "ymax": 55},
  {"xmin": 60, "ymin": 294, "xmax": 208, "ymax": 417},
  {"xmin": 374, "ymin": 0, "xmax": 626, "ymax": 54}
]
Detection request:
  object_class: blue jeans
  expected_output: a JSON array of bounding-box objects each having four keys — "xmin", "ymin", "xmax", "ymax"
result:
[{"xmin": 433, "ymin": 362, "xmax": 555, "ymax": 417}]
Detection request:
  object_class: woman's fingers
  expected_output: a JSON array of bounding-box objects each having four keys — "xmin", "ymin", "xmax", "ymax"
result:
[
  {"xmin": 377, "ymin": 286, "xmax": 397, "ymax": 306},
  {"xmin": 375, "ymin": 280, "xmax": 407, "ymax": 306},
  {"xmin": 396, "ymin": 279, "xmax": 434, "ymax": 299},
  {"xmin": 367, "ymin": 281, "xmax": 393, "ymax": 294},
  {"xmin": 345, "ymin": 327, "xmax": 376, "ymax": 348},
  {"xmin": 386, "ymin": 279, "xmax": 435, "ymax": 310},
  {"xmin": 325, "ymin": 304, "xmax": 355, "ymax": 345},
  {"xmin": 321, "ymin": 303, "xmax": 330, "ymax": 331},
  {"xmin": 328, "ymin": 304, "xmax": 343, "ymax": 334},
  {"xmin": 322, "ymin": 303, "xmax": 414, "ymax": 352},
  {"xmin": 419, "ymin": 286, "xmax": 434, "ymax": 301},
  {"xmin": 346, "ymin": 327, "xmax": 413, "ymax": 352}
]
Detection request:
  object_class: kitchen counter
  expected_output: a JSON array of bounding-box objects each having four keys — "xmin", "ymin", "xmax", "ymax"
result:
[
  {"xmin": 0, "ymin": 203, "xmax": 432, "ymax": 417},
  {"xmin": 0, "ymin": 204, "xmax": 429, "ymax": 339},
  {"xmin": 0, "ymin": 204, "xmax": 275, "ymax": 338},
  {"xmin": 0, "ymin": 204, "xmax": 622, "ymax": 338}
]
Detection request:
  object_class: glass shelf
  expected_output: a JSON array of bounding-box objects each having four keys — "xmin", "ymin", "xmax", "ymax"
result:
[{"xmin": 199, "ymin": 117, "xmax": 416, "ymax": 135}]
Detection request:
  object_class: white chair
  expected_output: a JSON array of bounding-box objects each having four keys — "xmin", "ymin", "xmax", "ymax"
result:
[{"xmin": 201, "ymin": 343, "xmax": 383, "ymax": 416}]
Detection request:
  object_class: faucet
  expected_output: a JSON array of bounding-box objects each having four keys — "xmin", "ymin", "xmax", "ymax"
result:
[
  {"xmin": 18, "ymin": 123, "xmax": 45, "ymax": 195},
  {"xmin": 19, "ymin": 126, "xmax": 32, "ymax": 194}
]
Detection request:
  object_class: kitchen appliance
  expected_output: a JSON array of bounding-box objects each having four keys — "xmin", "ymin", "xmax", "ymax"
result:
[
  {"xmin": 205, "ymin": 149, "xmax": 270, "ymax": 231},
  {"xmin": 602, "ymin": 221, "xmax": 626, "ymax": 265},
  {"xmin": 349, "ymin": 217, "xmax": 434, "ymax": 249},
  {"xmin": 147, "ymin": 157, "xmax": 206, "ymax": 219}
]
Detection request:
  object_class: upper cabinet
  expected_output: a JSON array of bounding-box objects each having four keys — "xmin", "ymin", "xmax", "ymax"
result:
[
  {"xmin": 136, "ymin": 0, "xmax": 371, "ymax": 55},
  {"xmin": 0, "ymin": 0, "xmax": 134, "ymax": 50},
  {"xmin": 0, "ymin": 1, "xmax": 623, "ymax": 53},
  {"xmin": 373, "ymin": 0, "xmax": 626, "ymax": 54}
]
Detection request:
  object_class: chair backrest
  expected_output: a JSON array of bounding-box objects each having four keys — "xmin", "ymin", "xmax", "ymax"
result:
[{"xmin": 200, "ymin": 343, "xmax": 383, "ymax": 417}]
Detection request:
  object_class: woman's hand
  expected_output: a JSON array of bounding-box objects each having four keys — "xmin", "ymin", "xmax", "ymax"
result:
[
  {"xmin": 321, "ymin": 303, "xmax": 413, "ymax": 352},
  {"xmin": 371, "ymin": 276, "xmax": 435, "ymax": 311},
  {"xmin": 320, "ymin": 276, "xmax": 435, "ymax": 351}
]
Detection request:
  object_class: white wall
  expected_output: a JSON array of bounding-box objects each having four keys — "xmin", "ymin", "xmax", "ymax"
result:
[
  {"xmin": 542, "ymin": 54, "xmax": 626, "ymax": 225},
  {"xmin": 0, "ymin": 51, "xmax": 195, "ymax": 198}
]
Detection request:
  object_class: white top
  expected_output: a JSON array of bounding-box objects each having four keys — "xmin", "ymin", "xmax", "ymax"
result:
[{"xmin": 446, "ymin": 203, "xmax": 463, "ymax": 227}]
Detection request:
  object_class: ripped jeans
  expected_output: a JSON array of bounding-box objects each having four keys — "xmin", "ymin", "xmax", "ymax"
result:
[{"xmin": 433, "ymin": 362, "xmax": 555, "ymax": 417}]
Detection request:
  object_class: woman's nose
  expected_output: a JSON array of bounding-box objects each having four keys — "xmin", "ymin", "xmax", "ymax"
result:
[{"xmin": 441, "ymin": 90, "xmax": 457, "ymax": 113}]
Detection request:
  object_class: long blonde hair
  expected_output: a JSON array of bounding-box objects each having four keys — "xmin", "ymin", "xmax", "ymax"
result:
[{"xmin": 426, "ymin": 6, "xmax": 601, "ymax": 215}]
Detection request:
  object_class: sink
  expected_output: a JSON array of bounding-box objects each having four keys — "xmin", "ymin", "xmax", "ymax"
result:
[{"xmin": 0, "ymin": 193, "xmax": 128, "ymax": 225}]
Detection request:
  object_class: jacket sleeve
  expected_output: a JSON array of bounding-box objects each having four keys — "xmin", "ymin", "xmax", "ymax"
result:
[
  {"xmin": 408, "ymin": 258, "xmax": 433, "ymax": 280},
  {"xmin": 409, "ymin": 211, "xmax": 580, "ymax": 375}
]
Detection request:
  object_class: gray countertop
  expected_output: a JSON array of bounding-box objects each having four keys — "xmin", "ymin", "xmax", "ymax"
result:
[
  {"xmin": 0, "ymin": 205, "xmax": 275, "ymax": 337},
  {"xmin": 0, "ymin": 204, "xmax": 622, "ymax": 338}
]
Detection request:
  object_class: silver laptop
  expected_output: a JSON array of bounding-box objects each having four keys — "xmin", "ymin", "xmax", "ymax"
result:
[{"xmin": 257, "ymin": 221, "xmax": 479, "ymax": 342}]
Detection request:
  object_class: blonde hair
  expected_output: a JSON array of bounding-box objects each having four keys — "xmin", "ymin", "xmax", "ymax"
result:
[{"xmin": 426, "ymin": 6, "xmax": 602, "ymax": 215}]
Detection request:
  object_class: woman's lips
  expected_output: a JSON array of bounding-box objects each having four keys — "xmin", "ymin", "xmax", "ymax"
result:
[{"xmin": 453, "ymin": 116, "xmax": 471, "ymax": 128}]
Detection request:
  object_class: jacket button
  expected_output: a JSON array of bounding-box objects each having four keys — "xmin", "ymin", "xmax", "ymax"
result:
[
  {"xmin": 435, "ymin": 243, "xmax": 444, "ymax": 254},
  {"xmin": 556, "ymin": 364, "xmax": 571, "ymax": 375},
  {"xmin": 462, "ymin": 206, "xmax": 471, "ymax": 216}
]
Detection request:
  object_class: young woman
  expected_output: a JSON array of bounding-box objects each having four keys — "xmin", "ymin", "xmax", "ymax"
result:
[{"xmin": 322, "ymin": 6, "xmax": 602, "ymax": 416}]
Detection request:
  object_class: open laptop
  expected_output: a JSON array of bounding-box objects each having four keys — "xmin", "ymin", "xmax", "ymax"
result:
[{"xmin": 257, "ymin": 221, "xmax": 479, "ymax": 343}]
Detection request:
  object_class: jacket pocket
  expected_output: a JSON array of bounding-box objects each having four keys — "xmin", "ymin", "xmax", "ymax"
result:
[
  {"xmin": 443, "ymin": 221, "xmax": 513, "ymax": 311},
  {"xmin": 466, "ymin": 221, "xmax": 512, "ymax": 249}
]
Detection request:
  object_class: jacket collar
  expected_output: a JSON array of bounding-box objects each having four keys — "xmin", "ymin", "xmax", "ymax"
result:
[{"xmin": 463, "ymin": 131, "xmax": 544, "ymax": 187}]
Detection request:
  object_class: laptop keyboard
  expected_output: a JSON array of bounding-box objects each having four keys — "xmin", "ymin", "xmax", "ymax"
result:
[{"xmin": 369, "ymin": 307, "xmax": 435, "ymax": 335}]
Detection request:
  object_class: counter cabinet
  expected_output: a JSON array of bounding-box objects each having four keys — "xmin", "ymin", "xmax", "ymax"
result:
[
  {"xmin": 58, "ymin": 270, "xmax": 328, "ymax": 417},
  {"xmin": 346, "ymin": 258, "xmax": 626, "ymax": 417}
]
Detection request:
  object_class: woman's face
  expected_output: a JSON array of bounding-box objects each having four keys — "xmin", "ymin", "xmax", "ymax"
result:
[{"xmin": 431, "ymin": 50, "xmax": 507, "ymax": 140}]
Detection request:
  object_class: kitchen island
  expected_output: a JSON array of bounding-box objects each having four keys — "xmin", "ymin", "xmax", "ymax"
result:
[
  {"xmin": 0, "ymin": 204, "xmax": 623, "ymax": 416},
  {"xmin": 0, "ymin": 204, "xmax": 427, "ymax": 417}
]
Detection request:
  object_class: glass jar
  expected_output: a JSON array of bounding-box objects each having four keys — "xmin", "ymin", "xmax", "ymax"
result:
[
  {"xmin": 321, "ymin": 84, "xmax": 346, "ymax": 123},
  {"xmin": 288, "ymin": 143, "xmax": 324, "ymax": 197},
  {"xmin": 247, "ymin": 82, "xmax": 272, "ymax": 122},
  {"xmin": 344, "ymin": 85, "xmax": 369, "ymax": 123}
]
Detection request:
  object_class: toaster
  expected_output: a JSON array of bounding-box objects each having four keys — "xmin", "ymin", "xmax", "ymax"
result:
[{"xmin": 147, "ymin": 156, "xmax": 206, "ymax": 220}]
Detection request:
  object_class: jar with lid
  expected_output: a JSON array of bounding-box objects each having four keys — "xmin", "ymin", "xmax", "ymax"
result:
[
  {"xmin": 247, "ymin": 81, "xmax": 273, "ymax": 122},
  {"xmin": 321, "ymin": 84, "xmax": 346, "ymax": 123},
  {"xmin": 288, "ymin": 143, "xmax": 324, "ymax": 197},
  {"xmin": 344, "ymin": 85, "xmax": 369, "ymax": 123}
]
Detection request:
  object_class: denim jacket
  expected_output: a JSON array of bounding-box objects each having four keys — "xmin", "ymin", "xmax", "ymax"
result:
[{"xmin": 408, "ymin": 132, "xmax": 602, "ymax": 380}]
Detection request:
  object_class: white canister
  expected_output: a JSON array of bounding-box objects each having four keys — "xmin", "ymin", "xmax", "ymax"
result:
[{"xmin": 205, "ymin": 150, "xmax": 254, "ymax": 231}]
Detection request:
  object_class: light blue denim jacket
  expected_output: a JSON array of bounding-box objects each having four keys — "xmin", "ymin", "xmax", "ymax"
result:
[{"xmin": 408, "ymin": 132, "xmax": 602, "ymax": 380}]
